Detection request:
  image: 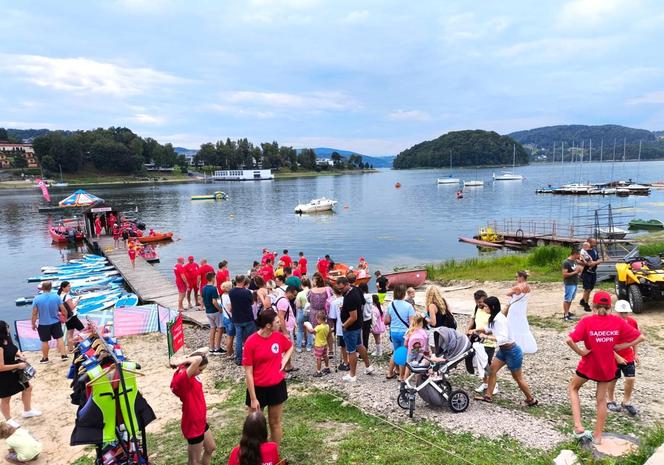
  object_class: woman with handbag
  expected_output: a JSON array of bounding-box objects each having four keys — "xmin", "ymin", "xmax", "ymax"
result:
[{"xmin": 0, "ymin": 321, "xmax": 41, "ymax": 420}]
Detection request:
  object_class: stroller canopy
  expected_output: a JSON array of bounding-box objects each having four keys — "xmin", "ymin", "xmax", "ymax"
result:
[{"xmin": 59, "ymin": 189, "xmax": 104, "ymax": 208}]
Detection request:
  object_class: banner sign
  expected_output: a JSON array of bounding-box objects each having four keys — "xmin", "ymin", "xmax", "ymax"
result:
[
  {"xmin": 167, "ymin": 313, "xmax": 184, "ymax": 357},
  {"xmin": 90, "ymin": 206, "xmax": 112, "ymax": 213}
]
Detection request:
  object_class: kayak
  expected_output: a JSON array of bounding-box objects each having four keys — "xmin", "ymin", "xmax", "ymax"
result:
[
  {"xmin": 41, "ymin": 261, "xmax": 109, "ymax": 272},
  {"xmin": 191, "ymin": 191, "xmax": 228, "ymax": 201},
  {"xmin": 41, "ymin": 265, "xmax": 114, "ymax": 275},
  {"xmin": 628, "ymin": 218, "xmax": 664, "ymax": 230},
  {"xmin": 137, "ymin": 232, "xmax": 173, "ymax": 243},
  {"xmin": 115, "ymin": 293, "xmax": 139, "ymax": 308},
  {"xmin": 28, "ymin": 270, "xmax": 119, "ymax": 283}
]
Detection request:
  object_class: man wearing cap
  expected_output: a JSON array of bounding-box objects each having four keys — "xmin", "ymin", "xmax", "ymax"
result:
[
  {"xmin": 185, "ymin": 256, "xmax": 200, "ymax": 309},
  {"xmin": 607, "ymin": 300, "xmax": 640, "ymax": 416},
  {"xmin": 566, "ymin": 291, "xmax": 644, "ymax": 444},
  {"xmin": 174, "ymin": 257, "xmax": 188, "ymax": 312},
  {"xmin": 562, "ymin": 247, "xmax": 584, "ymax": 321}
]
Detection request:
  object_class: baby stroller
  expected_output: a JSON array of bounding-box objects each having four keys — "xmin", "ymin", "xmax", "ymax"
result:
[{"xmin": 397, "ymin": 328, "xmax": 474, "ymax": 418}]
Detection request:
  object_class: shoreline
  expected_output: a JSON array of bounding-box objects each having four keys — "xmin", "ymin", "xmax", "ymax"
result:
[{"xmin": 0, "ymin": 176, "xmax": 198, "ymax": 190}]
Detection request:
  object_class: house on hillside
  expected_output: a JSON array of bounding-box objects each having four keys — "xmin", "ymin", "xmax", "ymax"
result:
[{"xmin": 0, "ymin": 142, "xmax": 39, "ymax": 168}]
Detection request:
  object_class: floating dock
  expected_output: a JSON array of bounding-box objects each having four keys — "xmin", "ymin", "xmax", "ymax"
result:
[{"xmin": 87, "ymin": 236, "xmax": 209, "ymax": 327}]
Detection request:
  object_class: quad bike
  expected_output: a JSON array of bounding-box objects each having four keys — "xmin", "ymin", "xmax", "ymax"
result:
[{"xmin": 615, "ymin": 254, "xmax": 664, "ymax": 313}]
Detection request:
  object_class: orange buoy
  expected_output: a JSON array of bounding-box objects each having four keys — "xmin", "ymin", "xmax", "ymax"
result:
[{"xmin": 395, "ymin": 182, "xmax": 401, "ymax": 188}]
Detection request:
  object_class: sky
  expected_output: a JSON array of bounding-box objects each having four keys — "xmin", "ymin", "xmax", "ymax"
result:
[{"xmin": 1, "ymin": 0, "xmax": 664, "ymax": 155}]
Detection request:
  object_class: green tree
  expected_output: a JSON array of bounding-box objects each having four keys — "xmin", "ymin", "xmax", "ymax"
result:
[
  {"xmin": 12, "ymin": 155, "xmax": 28, "ymax": 168},
  {"xmin": 0, "ymin": 128, "xmax": 8, "ymax": 141},
  {"xmin": 331, "ymin": 152, "xmax": 342, "ymax": 167}
]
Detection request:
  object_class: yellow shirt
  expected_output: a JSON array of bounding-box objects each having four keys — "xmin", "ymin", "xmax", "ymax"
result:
[
  {"xmin": 474, "ymin": 310, "xmax": 497, "ymax": 348},
  {"xmin": 6, "ymin": 428, "xmax": 42, "ymax": 461},
  {"xmin": 314, "ymin": 323, "xmax": 330, "ymax": 348}
]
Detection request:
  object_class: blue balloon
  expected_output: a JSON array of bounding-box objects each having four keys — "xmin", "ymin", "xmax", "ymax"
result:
[{"xmin": 393, "ymin": 346, "xmax": 408, "ymax": 366}]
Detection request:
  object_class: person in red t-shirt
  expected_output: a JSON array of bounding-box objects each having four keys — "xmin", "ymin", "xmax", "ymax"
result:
[
  {"xmin": 174, "ymin": 257, "xmax": 188, "ymax": 312},
  {"xmin": 243, "ymin": 309, "xmax": 293, "ymax": 445},
  {"xmin": 227, "ymin": 411, "xmax": 280, "ymax": 465},
  {"xmin": 216, "ymin": 260, "xmax": 230, "ymax": 295},
  {"xmin": 607, "ymin": 300, "xmax": 641, "ymax": 416},
  {"xmin": 198, "ymin": 258, "xmax": 215, "ymax": 294},
  {"xmin": 259, "ymin": 259, "xmax": 275, "ymax": 282},
  {"xmin": 184, "ymin": 256, "xmax": 200, "ymax": 309},
  {"xmin": 316, "ymin": 255, "xmax": 330, "ymax": 280},
  {"xmin": 279, "ymin": 249, "xmax": 292, "ymax": 269},
  {"xmin": 170, "ymin": 349, "xmax": 216, "ymax": 465},
  {"xmin": 566, "ymin": 291, "xmax": 644, "ymax": 444},
  {"xmin": 127, "ymin": 242, "xmax": 137, "ymax": 271},
  {"xmin": 297, "ymin": 251, "xmax": 307, "ymax": 276}
]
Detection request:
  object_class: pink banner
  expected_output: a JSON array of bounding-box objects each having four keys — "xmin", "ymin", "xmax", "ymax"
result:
[{"xmin": 35, "ymin": 178, "xmax": 51, "ymax": 202}]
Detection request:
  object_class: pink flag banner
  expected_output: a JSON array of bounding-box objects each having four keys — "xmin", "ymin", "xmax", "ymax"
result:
[{"xmin": 35, "ymin": 179, "xmax": 51, "ymax": 202}]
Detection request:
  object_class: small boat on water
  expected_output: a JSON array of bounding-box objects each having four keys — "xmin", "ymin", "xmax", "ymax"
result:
[
  {"xmin": 327, "ymin": 263, "xmax": 371, "ymax": 286},
  {"xmin": 459, "ymin": 236, "xmax": 503, "ymax": 248},
  {"xmin": 493, "ymin": 145, "xmax": 523, "ymax": 181},
  {"xmin": 436, "ymin": 176, "xmax": 460, "ymax": 185},
  {"xmin": 294, "ymin": 197, "xmax": 337, "ymax": 214},
  {"xmin": 191, "ymin": 191, "xmax": 228, "ymax": 201},
  {"xmin": 383, "ymin": 269, "xmax": 427, "ymax": 289},
  {"xmin": 629, "ymin": 219, "xmax": 664, "ymax": 230},
  {"xmin": 463, "ymin": 180, "xmax": 483, "ymax": 187},
  {"xmin": 140, "ymin": 245, "xmax": 160, "ymax": 263},
  {"xmin": 49, "ymin": 226, "xmax": 85, "ymax": 244},
  {"xmin": 137, "ymin": 232, "xmax": 173, "ymax": 243}
]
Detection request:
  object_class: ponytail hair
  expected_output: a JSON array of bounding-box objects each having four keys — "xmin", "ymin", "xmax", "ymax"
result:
[
  {"xmin": 239, "ymin": 411, "xmax": 268, "ymax": 465},
  {"xmin": 58, "ymin": 280, "xmax": 70, "ymax": 295},
  {"xmin": 372, "ymin": 294, "xmax": 383, "ymax": 317}
]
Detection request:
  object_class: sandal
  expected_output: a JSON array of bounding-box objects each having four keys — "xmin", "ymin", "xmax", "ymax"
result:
[
  {"xmin": 474, "ymin": 395, "xmax": 492, "ymax": 403},
  {"xmin": 572, "ymin": 430, "xmax": 592, "ymax": 440},
  {"xmin": 525, "ymin": 398, "xmax": 539, "ymax": 407},
  {"xmin": 385, "ymin": 373, "xmax": 397, "ymax": 380}
]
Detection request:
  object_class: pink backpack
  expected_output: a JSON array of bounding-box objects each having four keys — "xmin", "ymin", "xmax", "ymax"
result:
[{"xmin": 371, "ymin": 305, "xmax": 386, "ymax": 335}]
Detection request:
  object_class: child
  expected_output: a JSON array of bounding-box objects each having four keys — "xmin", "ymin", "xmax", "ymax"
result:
[
  {"xmin": 127, "ymin": 240, "xmax": 137, "ymax": 270},
  {"xmin": 306, "ymin": 313, "xmax": 332, "ymax": 377},
  {"xmin": 112, "ymin": 223, "xmax": 121, "ymax": 249},
  {"xmin": 0, "ymin": 420, "xmax": 42, "ymax": 463},
  {"xmin": 370, "ymin": 295, "xmax": 386, "ymax": 356},
  {"xmin": 607, "ymin": 300, "xmax": 640, "ymax": 416},
  {"xmin": 404, "ymin": 314, "xmax": 428, "ymax": 377}
]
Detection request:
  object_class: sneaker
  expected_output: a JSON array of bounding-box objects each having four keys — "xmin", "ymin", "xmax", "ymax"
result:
[
  {"xmin": 492, "ymin": 383, "xmax": 500, "ymax": 395},
  {"xmin": 338, "ymin": 362, "xmax": 350, "ymax": 371},
  {"xmin": 563, "ymin": 315, "xmax": 575, "ymax": 322},
  {"xmin": 21, "ymin": 410, "xmax": 42, "ymax": 418},
  {"xmin": 322, "ymin": 367, "xmax": 331, "ymax": 374},
  {"xmin": 583, "ymin": 305, "xmax": 591, "ymax": 312},
  {"xmin": 296, "ymin": 348, "xmax": 302, "ymax": 353},
  {"xmin": 579, "ymin": 298, "xmax": 586, "ymax": 306},
  {"xmin": 342, "ymin": 374, "xmax": 357, "ymax": 383},
  {"xmin": 622, "ymin": 404, "xmax": 638, "ymax": 416},
  {"xmin": 305, "ymin": 347, "xmax": 312, "ymax": 352},
  {"xmin": 210, "ymin": 349, "xmax": 222, "ymax": 356},
  {"xmin": 217, "ymin": 347, "xmax": 227, "ymax": 354},
  {"xmin": 568, "ymin": 312, "xmax": 576, "ymax": 317},
  {"xmin": 39, "ymin": 357, "xmax": 49, "ymax": 364},
  {"xmin": 313, "ymin": 371, "xmax": 323, "ymax": 378},
  {"xmin": 607, "ymin": 401, "xmax": 622, "ymax": 412},
  {"xmin": 370, "ymin": 351, "xmax": 378, "ymax": 356},
  {"xmin": 572, "ymin": 430, "xmax": 593, "ymax": 441},
  {"xmin": 475, "ymin": 383, "xmax": 488, "ymax": 393},
  {"xmin": 364, "ymin": 365, "xmax": 375, "ymax": 375},
  {"xmin": 61, "ymin": 354, "xmax": 68, "ymax": 361}
]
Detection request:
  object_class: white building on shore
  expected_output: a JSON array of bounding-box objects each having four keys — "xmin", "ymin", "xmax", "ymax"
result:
[{"xmin": 212, "ymin": 169, "xmax": 273, "ymax": 181}]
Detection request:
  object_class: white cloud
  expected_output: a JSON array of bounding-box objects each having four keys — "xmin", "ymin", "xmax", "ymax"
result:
[
  {"xmin": 0, "ymin": 54, "xmax": 182, "ymax": 96},
  {"xmin": 249, "ymin": 0, "xmax": 319, "ymax": 8},
  {"xmin": 442, "ymin": 13, "xmax": 509, "ymax": 43},
  {"xmin": 387, "ymin": 110, "xmax": 431, "ymax": 122},
  {"xmin": 497, "ymin": 36, "xmax": 619, "ymax": 63},
  {"xmin": 627, "ymin": 91, "xmax": 664, "ymax": 105},
  {"xmin": 0, "ymin": 121, "xmax": 58, "ymax": 129},
  {"xmin": 557, "ymin": 0, "xmax": 631, "ymax": 28},
  {"xmin": 343, "ymin": 10, "xmax": 369, "ymax": 24},
  {"xmin": 130, "ymin": 113, "xmax": 166, "ymax": 125},
  {"xmin": 219, "ymin": 90, "xmax": 361, "ymax": 111},
  {"xmin": 207, "ymin": 104, "xmax": 276, "ymax": 119}
]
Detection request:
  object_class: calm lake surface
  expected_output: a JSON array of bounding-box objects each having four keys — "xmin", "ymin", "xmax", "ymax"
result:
[{"xmin": 3, "ymin": 160, "xmax": 664, "ymax": 325}]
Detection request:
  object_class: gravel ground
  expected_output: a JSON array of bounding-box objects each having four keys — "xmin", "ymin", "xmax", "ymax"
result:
[{"xmin": 184, "ymin": 309, "xmax": 663, "ymax": 451}]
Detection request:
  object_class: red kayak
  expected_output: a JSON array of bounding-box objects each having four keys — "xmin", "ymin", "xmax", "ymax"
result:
[
  {"xmin": 49, "ymin": 227, "xmax": 85, "ymax": 244},
  {"xmin": 138, "ymin": 232, "xmax": 173, "ymax": 243},
  {"xmin": 383, "ymin": 269, "xmax": 427, "ymax": 289}
]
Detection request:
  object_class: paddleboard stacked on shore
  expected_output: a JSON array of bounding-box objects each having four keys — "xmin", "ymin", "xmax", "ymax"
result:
[{"xmin": 17, "ymin": 254, "xmax": 139, "ymax": 313}]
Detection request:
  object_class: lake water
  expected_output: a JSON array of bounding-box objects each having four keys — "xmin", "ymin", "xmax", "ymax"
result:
[{"xmin": 3, "ymin": 160, "xmax": 664, "ymax": 325}]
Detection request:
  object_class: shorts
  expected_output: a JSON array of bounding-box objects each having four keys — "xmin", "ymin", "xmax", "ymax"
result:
[
  {"xmin": 342, "ymin": 328, "xmax": 362, "ymax": 353},
  {"xmin": 581, "ymin": 272, "xmax": 597, "ymax": 290},
  {"xmin": 564, "ymin": 284, "xmax": 578, "ymax": 303},
  {"xmin": 245, "ymin": 379, "xmax": 288, "ymax": 408},
  {"xmin": 206, "ymin": 312, "xmax": 221, "ymax": 328},
  {"xmin": 189, "ymin": 284, "xmax": 199, "ymax": 292},
  {"xmin": 314, "ymin": 346, "xmax": 327, "ymax": 359},
  {"xmin": 65, "ymin": 315, "xmax": 84, "ymax": 331},
  {"xmin": 37, "ymin": 323, "xmax": 63, "ymax": 343},
  {"xmin": 615, "ymin": 362, "xmax": 636, "ymax": 379},
  {"xmin": 575, "ymin": 370, "xmax": 613, "ymax": 383},
  {"xmin": 377, "ymin": 292, "xmax": 386, "ymax": 304},
  {"xmin": 495, "ymin": 344, "xmax": 523, "ymax": 372},
  {"xmin": 186, "ymin": 424, "xmax": 210, "ymax": 445},
  {"xmin": 176, "ymin": 281, "xmax": 186, "ymax": 293},
  {"xmin": 390, "ymin": 331, "xmax": 406, "ymax": 351},
  {"xmin": 222, "ymin": 315, "xmax": 236, "ymax": 336},
  {"xmin": 336, "ymin": 335, "xmax": 346, "ymax": 348}
]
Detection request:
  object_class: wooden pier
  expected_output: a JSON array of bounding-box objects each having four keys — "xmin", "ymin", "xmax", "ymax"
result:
[{"xmin": 88, "ymin": 236, "xmax": 209, "ymax": 327}]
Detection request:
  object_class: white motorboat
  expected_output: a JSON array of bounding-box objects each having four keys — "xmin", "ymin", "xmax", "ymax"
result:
[
  {"xmin": 294, "ymin": 197, "xmax": 337, "ymax": 214},
  {"xmin": 596, "ymin": 227, "xmax": 628, "ymax": 239},
  {"xmin": 493, "ymin": 144, "xmax": 523, "ymax": 181},
  {"xmin": 626, "ymin": 183, "xmax": 650, "ymax": 195},
  {"xmin": 437, "ymin": 176, "xmax": 460, "ymax": 185},
  {"xmin": 463, "ymin": 180, "xmax": 484, "ymax": 187}
]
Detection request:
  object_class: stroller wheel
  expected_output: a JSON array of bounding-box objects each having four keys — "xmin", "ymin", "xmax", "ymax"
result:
[
  {"xmin": 397, "ymin": 392, "xmax": 410, "ymax": 410},
  {"xmin": 448, "ymin": 390, "xmax": 470, "ymax": 413},
  {"xmin": 408, "ymin": 396, "xmax": 415, "ymax": 418}
]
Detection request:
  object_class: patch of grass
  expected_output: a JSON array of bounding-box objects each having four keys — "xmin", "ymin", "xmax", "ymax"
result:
[
  {"xmin": 528, "ymin": 314, "xmax": 569, "ymax": 332},
  {"xmin": 427, "ymin": 245, "xmax": 570, "ymax": 283},
  {"xmin": 638, "ymin": 242, "xmax": 664, "ymax": 256}
]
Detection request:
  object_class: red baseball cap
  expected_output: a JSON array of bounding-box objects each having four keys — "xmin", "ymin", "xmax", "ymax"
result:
[
  {"xmin": 188, "ymin": 255, "xmax": 194, "ymax": 261},
  {"xmin": 592, "ymin": 291, "xmax": 612, "ymax": 307},
  {"xmin": 359, "ymin": 256, "xmax": 365, "ymax": 261}
]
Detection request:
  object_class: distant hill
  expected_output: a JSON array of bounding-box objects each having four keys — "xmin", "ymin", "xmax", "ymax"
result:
[
  {"xmin": 393, "ymin": 130, "xmax": 527, "ymax": 169},
  {"xmin": 297, "ymin": 147, "xmax": 394, "ymax": 168},
  {"xmin": 509, "ymin": 124, "xmax": 656, "ymax": 147},
  {"xmin": 6, "ymin": 128, "xmax": 57, "ymax": 142},
  {"xmin": 174, "ymin": 146, "xmax": 198, "ymax": 156}
]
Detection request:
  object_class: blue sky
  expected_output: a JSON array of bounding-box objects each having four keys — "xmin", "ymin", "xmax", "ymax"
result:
[{"xmin": 1, "ymin": 0, "xmax": 664, "ymax": 155}]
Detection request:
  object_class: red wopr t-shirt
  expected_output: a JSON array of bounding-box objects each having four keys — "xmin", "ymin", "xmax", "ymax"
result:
[
  {"xmin": 173, "ymin": 263, "xmax": 187, "ymax": 286},
  {"xmin": 317, "ymin": 259, "xmax": 329, "ymax": 279},
  {"xmin": 568, "ymin": 314, "xmax": 641, "ymax": 382},
  {"xmin": 198, "ymin": 264, "xmax": 215, "ymax": 288},
  {"xmin": 259, "ymin": 264, "xmax": 275, "ymax": 282},
  {"xmin": 279, "ymin": 255, "xmax": 293, "ymax": 268},
  {"xmin": 227, "ymin": 442, "xmax": 280, "ymax": 465},
  {"xmin": 615, "ymin": 316, "xmax": 639, "ymax": 363},
  {"xmin": 184, "ymin": 262, "xmax": 200, "ymax": 286},
  {"xmin": 170, "ymin": 366, "xmax": 207, "ymax": 439},
  {"xmin": 216, "ymin": 268, "xmax": 230, "ymax": 294},
  {"xmin": 242, "ymin": 331, "xmax": 292, "ymax": 387},
  {"xmin": 298, "ymin": 257, "xmax": 307, "ymax": 275}
]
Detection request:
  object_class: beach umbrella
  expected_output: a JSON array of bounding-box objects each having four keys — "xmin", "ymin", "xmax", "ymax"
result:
[{"xmin": 58, "ymin": 189, "xmax": 104, "ymax": 207}]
